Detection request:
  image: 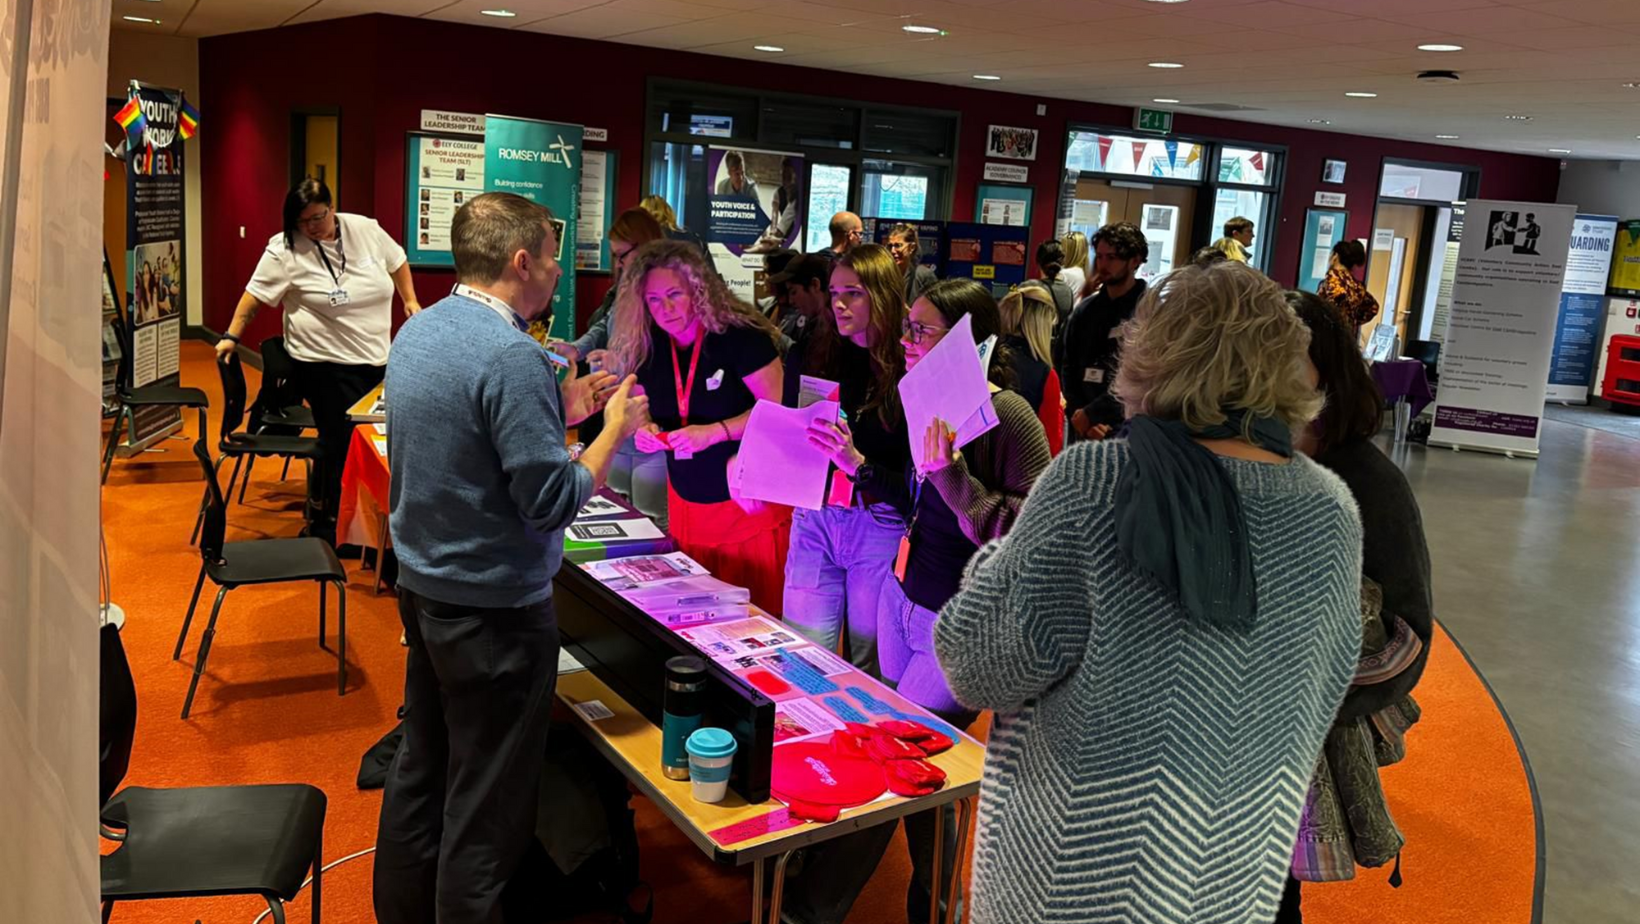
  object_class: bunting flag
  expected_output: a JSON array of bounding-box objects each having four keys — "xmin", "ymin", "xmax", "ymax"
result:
[
  {"xmin": 1164, "ymin": 139, "xmax": 1179, "ymax": 170},
  {"xmin": 1130, "ymin": 141, "xmax": 1148, "ymax": 172},
  {"xmin": 1151, "ymin": 159, "xmax": 1164, "ymax": 178},
  {"xmin": 1097, "ymin": 134, "xmax": 1115, "ymax": 171},
  {"xmin": 178, "ymin": 99, "xmax": 200, "ymax": 140},
  {"xmin": 1250, "ymin": 151, "xmax": 1265, "ymax": 173},
  {"xmin": 113, "ymin": 96, "xmax": 146, "ymax": 137},
  {"xmin": 1184, "ymin": 145, "xmax": 1202, "ymax": 168}
]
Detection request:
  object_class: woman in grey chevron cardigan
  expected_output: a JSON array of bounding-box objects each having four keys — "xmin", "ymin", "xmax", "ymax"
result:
[{"xmin": 935, "ymin": 262, "xmax": 1364, "ymax": 924}]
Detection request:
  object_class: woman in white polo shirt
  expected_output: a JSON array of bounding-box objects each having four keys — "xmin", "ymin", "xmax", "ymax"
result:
[{"xmin": 215, "ymin": 178, "xmax": 420, "ymax": 545}]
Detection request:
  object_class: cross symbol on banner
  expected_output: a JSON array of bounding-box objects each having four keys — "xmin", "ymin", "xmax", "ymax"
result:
[{"xmin": 549, "ymin": 134, "xmax": 576, "ymax": 170}]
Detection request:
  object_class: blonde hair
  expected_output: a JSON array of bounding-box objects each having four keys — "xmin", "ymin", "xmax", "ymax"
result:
[
  {"xmin": 998, "ymin": 284, "xmax": 1056, "ymax": 366},
  {"xmin": 607, "ymin": 239, "xmax": 780, "ymax": 376},
  {"xmin": 1060, "ymin": 231, "xmax": 1090, "ymax": 273},
  {"xmin": 1113, "ymin": 262, "xmax": 1322, "ymax": 437},
  {"xmin": 638, "ymin": 195, "xmax": 679, "ymax": 231}
]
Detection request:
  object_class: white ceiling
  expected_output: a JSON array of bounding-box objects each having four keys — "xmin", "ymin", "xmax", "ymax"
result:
[{"xmin": 114, "ymin": 0, "xmax": 1640, "ymax": 160}]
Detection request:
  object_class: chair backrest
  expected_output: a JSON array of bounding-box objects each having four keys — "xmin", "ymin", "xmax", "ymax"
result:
[
  {"xmin": 192, "ymin": 437, "xmax": 228, "ymax": 561},
  {"xmin": 250, "ymin": 337, "xmax": 306, "ymax": 434},
  {"xmin": 100, "ymin": 624, "xmax": 138, "ymax": 806},
  {"xmin": 215, "ymin": 353, "xmax": 248, "ymax": 441},
  {"xmin": 261, "ymin": 335, "xmax": 297, "ymax": 383},
  {"xmin": 1403, "ymin": 339, "xmax": 1441, "ymax": 379}
]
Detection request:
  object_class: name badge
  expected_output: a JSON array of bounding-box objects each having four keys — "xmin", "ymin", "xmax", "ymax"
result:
[
  {"xmin": 1083, "ymin": 367, "xmax": 1105, "ymax": 384},
  {"xmin": 674, "ymin": 447, "xmax": 694, "ymax": 461},
  {"xmin": 706, "ymin": 369, "xmax": 725, "ymax": 391},
  {"xmin": 328, "ymin": 288, "xmax": 351, "ymax": 307}
]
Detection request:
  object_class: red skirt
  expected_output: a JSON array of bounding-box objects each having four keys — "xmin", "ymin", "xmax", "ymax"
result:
[{"xmin": 667, "ymin": 484, "xmax": 792, "ymax": 616}]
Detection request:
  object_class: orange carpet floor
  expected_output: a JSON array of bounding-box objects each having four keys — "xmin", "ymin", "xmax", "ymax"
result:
[{"xmin": 101, "ymin": 341, "xmax": 1540, "ymax": 924}]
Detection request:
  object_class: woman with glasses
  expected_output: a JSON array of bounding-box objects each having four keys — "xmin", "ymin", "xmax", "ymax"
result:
[
  {"xmin": 216, "ymin": 178, "xmax": 420, "ymax": 546},
  {"xmin": 886, "ymin": 222, "xmax": 938, "ymax": 306},
  {"xmin": 550, "ymin": 207, "xmax": 670, "ymax": 524},
  {"xmin": 788, "ymin": 279, "xmax": 1051, "ymax": 924},
  {"xmin": 775, "ymin": 243, "xmax": 908, "ymax": 672}
]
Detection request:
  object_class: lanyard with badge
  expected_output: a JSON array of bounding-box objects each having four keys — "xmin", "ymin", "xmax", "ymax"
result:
[
  {"xmin": 894, "ymin": 473, "xmax": 926, "ymax": 582},
  {"xmin": 315, "ymin": 221, "xmax": 349, "ymax": 307},
  {"xmin": 670, "ymin": 335, "xmax": 704, "ymax": 460}
]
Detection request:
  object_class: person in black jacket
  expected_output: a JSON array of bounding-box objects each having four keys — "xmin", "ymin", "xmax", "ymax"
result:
[{"xmin": 1058, "ymin": 221, "xmax": 1148, "ymax": 441}]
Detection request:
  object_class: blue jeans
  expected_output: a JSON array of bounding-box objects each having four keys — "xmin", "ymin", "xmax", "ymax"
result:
[
  {"xmin": 606, "ymin": 437, "xmax": 669, "ymax": 529},
  {"xmin": 878, "ymin": 580, "xmax": 974, "ymax": 720},
  {"xmin": 782, "ymin": 503, "xmax": 905, "ymax": 675}
]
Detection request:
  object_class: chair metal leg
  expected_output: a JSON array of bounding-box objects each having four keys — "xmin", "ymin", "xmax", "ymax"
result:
[
  {"xmin": 223, "ymin": 455, "xmax": 246, "ymax": 510},
  {"xmin": 101, "ymin": 407, "xmax": 127, "ymax": 485},
  {"xmin": 239, "ymin": 454, "xmax": 257, "ymax": 504},
  {"xmin": 318, "ymin": 581, "xmax": 327, "ymax": 651},
  {"xmin": 336, "ymin": 580, "xmax": 348, "ymax": 696},
  {"xmin": 766, "ymin": 850, "xmax": 795, "ymax": 924},
  {"xmin": 750, "ymin": 856, "xmax": 764, "ymax": 924},
  {"xmin": 945, "ymin": 798, "xmax": 975, "ymax": 924},
  {"xmin": 282, "ymin": 455, "xmax": 292, "ymax": 481},
  {"xmin": 265, "ymin": 897, "xmax": 287, "ymax": 924},
  {"xmin": 174, "ymin": 563, "xmax": 208, "ymax": 660},
  {"xmin": 930, "ymin": 797, "xmax": 946, "ymax": 924},
  {"xmin": 100, "ymin": 899, "xmax": 114, "ymax": 924},
  {"xmin": 311, "ymin": 824, "xmax": 323, "ymax": 924},
  {"xmin": 182, "ymin": 587, "xmax": 229, "ymax": 720}
]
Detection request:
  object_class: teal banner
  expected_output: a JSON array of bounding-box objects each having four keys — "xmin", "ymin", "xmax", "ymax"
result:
[{"xmin": 483, "ymin": 114, "xmax": 583, "ymax": 341}]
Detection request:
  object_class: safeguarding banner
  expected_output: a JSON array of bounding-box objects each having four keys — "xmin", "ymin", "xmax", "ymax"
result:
[
  {"xmin": 123, "ymin": 81, "xmax": 187, "ymax": 445},
  {"xmin": 705, "ymin": 146, "xmax": 805, "ymax": 303},
  {"xmin": 484, "ymin": 114, "xmax": 582, "ymax": 341},
  {"xmin": 1430, "ymin": 200, "xmax": 1575, "ymax": 456},
  {"xmin": 1545, "ymin": 214, "xmax": 1619, "ymax": 404}
]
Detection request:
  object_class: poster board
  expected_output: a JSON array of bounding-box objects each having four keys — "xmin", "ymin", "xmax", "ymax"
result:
[
  {"xmin": 577, "ymin": 149, "xmax": 619, "ymax": 272},
  {"xmin": 941, "ymin": 221, "xmax": 1029, "ymax": 295},
  {"xmin": 121, "ymin": 80, "xmax": 187, "ymax": 447},
  {"xmin": 483, "ymin": 114, "xmax": 584, "ymax": 342},
  {"xmin": 1429, "ymin": 200, "xmax": 1575, "ymax": 457},
  {"xmin": 1297, "ymin": 207, "xmax": 1348, "ymax": 294},
  {"xmin": 404, "ymin": 132, "xmax": 486, "ymax": 267},
  {"xmin": 704, "ymin": 146, "xmax": 806, "ymax": 305},
  {"xmin": 867, "ymin": 218, "xmax": 943, "ymax": 268},
  {"xmin": 1545, "ymin": 214, "xmax": 1619, "ymax": 404},
  {"xmin": 974, "ymin": 183, "xmax": 1031, "ymax": 227}
]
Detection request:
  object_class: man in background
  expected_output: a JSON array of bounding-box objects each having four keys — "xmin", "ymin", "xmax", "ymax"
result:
[
  {"xmin": 1213, "ymin": 216, "xmax": 1255, "ymax": 263},
  {"xmin": 374, "ymin": 192, "xmax": 649, "ymax": 924},
  {"xmin": 769, "ymin": 251, "xmax": 832, "ymax": 340},
  {"xmin": 1060, "ymin": 221, "xmax": 1149, "ymax": 442},
  {"xmin": 817, "ymin": 211, "xmax": 863, "ymax": 266}
]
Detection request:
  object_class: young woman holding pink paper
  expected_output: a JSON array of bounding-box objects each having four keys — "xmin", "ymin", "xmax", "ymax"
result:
[{"xmin": 777, "ymin": 243, "xmax": 910, "ymax": 673}]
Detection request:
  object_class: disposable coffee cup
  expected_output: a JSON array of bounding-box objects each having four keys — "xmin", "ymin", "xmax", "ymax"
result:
[{"xmin": 685, "ymin": 727, "xmax": 737, "ymax": 803}]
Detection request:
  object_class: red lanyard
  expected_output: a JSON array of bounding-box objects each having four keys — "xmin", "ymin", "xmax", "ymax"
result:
[{"xmin": 671, "ymin": 335, "xmax": 704, "ymax": 424}]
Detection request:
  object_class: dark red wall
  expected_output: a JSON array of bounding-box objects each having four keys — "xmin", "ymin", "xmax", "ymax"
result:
[{"xmin": 201, "ymin": 14, "xmax": 1561, "ymax": 347}]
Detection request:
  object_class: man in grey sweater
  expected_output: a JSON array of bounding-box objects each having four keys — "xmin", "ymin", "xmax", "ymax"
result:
[{"xmin": 373, "ymin": 193, "xmax": 648, "ymax": 924}]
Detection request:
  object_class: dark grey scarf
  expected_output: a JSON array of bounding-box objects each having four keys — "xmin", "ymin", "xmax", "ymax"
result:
[{"xmin": 1115, "ymin": 411, "xmax": 1293, "ymax": 629}]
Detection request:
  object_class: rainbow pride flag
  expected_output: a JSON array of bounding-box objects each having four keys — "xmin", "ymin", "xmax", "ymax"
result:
[
  {"xmin": 178, "ymin": 100, "xmax": 199, "ymax": 139},
  {"xmin": 113, "ymin": 96, "xmax": 146, "ymax": 137}
]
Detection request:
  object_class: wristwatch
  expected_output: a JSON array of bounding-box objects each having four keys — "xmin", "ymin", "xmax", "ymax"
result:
[{"xmin": 848, "ymin": 463, "xmax": 876, "ymax": 486}]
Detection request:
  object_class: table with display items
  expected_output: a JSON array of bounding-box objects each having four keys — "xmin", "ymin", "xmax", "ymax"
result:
[{"xmin": 341, "ymin": 381, "xmax": 984, "ymax": 922}]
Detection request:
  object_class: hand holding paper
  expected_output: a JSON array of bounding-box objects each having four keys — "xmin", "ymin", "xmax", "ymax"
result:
[
  {"xmin": 898, "ymin": 314, "xmax": 1000, "ymax": 470},
  {"xmin": 805, "ymin": 415, "xmax": 866, "ymax": 477},
  {"xmin": 736, "ymin": 399, "xmax": 842, "ymax": 510}
]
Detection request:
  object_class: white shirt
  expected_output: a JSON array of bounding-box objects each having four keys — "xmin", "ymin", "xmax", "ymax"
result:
[
  {"xmin": 245, "ymin": 212, "xmax": 408, "ymax": 366},
  {"xmin": 1060, "ymin": 266, "xmax": 1087, "ymax": 300}
]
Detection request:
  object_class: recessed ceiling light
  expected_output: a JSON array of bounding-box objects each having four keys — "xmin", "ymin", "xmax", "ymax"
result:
[
  {"xmin": 480, "ymin": 9, "xmax": 516, "ymax": 17},
  {"xmin": 753, "ymin": 45, "xmax": 784, "ymax": 52},
  {"xmin": 1549, "ymin": 148, "xmax": 1572, "ymax": 154},
  {"xmin": 1624, "ymin": 82, "xmax": 1640, "ymax": 89},
  {"xmin": 1418, "ymin": 43, "xmax": 1464, "ymax": 52},
  {"xmin": 1308, "ymin": 119, "xmax": 1331, "ymax": 125},
  {"xmin": 122, "ymin": 15, "xmax": 160, "ymax": 23},
  {"xmin": 1344, "ymin": 91, "xmax": 1378, "ymax": 98},
  {"xmin": 1142, "ymin": 0, "xmax": 1191, "ymax": 3},
  {"xmin": 1153, "ymin": 98, "xmax": 1180, "ymax": 104},
  {"xmin": 1504, "ymin": 114, "xmax": 1533, "ymax": 121},
  {"xmin": 973, "ymin": 74, "xmax": 1002, "ymax": 81},
  {"xmin": 1148, "ymin": 61, "xmax": 1184, "ymax": 69},
  {"xmin": 1435, "ymin": 134, "xmax": 1460, "ymax": 139},
  {"xmin": 902, "ymin": 24, "xmax": 944, "ymax": 34}
]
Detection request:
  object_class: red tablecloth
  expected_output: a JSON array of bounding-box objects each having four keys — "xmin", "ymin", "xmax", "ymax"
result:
[{"xmin": 337, "ymin": 426, "xmax": 390, "ymax": 549}]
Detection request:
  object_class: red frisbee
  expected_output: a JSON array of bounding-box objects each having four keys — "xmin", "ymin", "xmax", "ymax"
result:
[{"xmin": 770, "ymin": 741, "xmax": 886, "ymax": 807}]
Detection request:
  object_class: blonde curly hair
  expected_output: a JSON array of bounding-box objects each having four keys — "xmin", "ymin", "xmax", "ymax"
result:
[
  {"xmin": 606, "ymin": 239, "xmax": 780, "ymax": 376},
  {"xmin": 1113, "ymin": 262, "xmax": 1322, "ymax": 437}
]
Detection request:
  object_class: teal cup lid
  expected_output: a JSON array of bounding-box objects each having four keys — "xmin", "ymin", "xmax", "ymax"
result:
[{"xmin": 686, "ymin": 727, "xmax": 737, "ymax": 759}]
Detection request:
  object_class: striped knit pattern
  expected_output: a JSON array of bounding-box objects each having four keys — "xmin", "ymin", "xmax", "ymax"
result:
[{"xmin": 935, "ymin": 440, "xmax": 1363, "ymax": 924}]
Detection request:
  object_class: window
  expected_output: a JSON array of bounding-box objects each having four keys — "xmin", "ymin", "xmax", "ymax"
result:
[
  {"xmin": 1217, "ymin": 147, "xmax": 1276, "ymax": 187},
  {"xmin": 761, "ymin": 102, "xmax": 857, "ymax": 150},
  {"xmin": 1379, "ymin": 163, "xmax": 1467, "ymax": 202},
  {"xmin": 861, "ymin": 109, "xmax": 954, "ymax": 159},
  {"xmin": 1210, "ymin": 188, "xmax": 1271, "ymax": 264},
  {"xmin": 647, "ymin": 142, "xmax": 710, "ymax": 233},
  {"xmin": 808, "ymin": 164, "xmax": 852, "ymax": 230},
  {"xmin": 860, "ymin": 160, "xmax": 943, "ymax": 221},
  {"xmin": 1064, "ymin": 131, "xmax": 1205, "ymax": 181}
]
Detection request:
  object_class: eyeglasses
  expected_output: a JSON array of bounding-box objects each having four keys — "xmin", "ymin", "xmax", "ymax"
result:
[
  {"xmin": 297, "ymin": 207, "xmax": 331, "ymax": 227},
  {"xmin": 887, "ymin": 241, "xmax": 917, "ymax": 252},
  {"xmin": 901, "ymin": 319, "xmax": 948, "ymax": 345}
]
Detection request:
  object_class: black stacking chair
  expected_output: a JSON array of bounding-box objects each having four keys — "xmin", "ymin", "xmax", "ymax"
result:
[
  {"xmin": 246, "ymin": 335, "xmax": 317, "ymax": 489},
  {"xmin": 100, "ymin": 311, "xmax": 209, "ymax": 484},
  {"xmin": 1403, "ymin": 338, "xmax": 1441, "ymax": 388},
  {"xmin": 178, "ymin": 436, "xmax": 348, "ymax": 719},
  {"xmin": 191, "ymin": 354, "xmax": 323, "ymax": 544},
  {"xmin": 100, "ymin": 623, "xmax": 328, "ymax": 924}
]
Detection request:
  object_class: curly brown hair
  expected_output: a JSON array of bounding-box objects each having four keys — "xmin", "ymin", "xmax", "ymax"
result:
[{"xmin": 606, "ymin": 240, "xmax": 780, "ymax": 376}]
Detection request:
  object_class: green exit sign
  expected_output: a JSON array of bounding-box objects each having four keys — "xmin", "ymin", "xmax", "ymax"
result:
[{"xmin": 1134, "ymin": 107, "xmax": 1173, "ymax": 134}]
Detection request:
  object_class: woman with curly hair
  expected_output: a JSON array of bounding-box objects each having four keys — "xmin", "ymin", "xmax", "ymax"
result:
[
  {"xmin": 781, "ymin": 243, "xmax": 908, "ymax": 671},
  {"xmin": 935, "ymin": 262, "xmax": 1364, "ymax": 924},
  {"xmin": 607, "ymin": 240, "xmax": 788, "ymax": 608}
]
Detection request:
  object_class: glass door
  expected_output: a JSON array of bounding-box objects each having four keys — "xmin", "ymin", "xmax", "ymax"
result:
[{"xmin": 806, "ymin": 163, "xmax": 852, "ymax": 253}]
